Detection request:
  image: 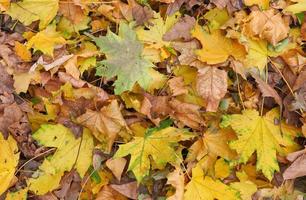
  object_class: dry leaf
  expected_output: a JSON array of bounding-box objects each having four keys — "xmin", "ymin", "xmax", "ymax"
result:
[
  {"xmin": 106, "ymin": 158, "xmax": 127, "ymax": 181},
  {"xmin": 167, "ymin": 168, "xmax": 184, "ymax": 200},
  {"xmin": 243, "ymin": 9, "xmax": 289, "ymax": 45},
  {"xmin": 251, "ymin": 72, "xmax": 282, "ymax": 105},
  {"xmin": 169, "ymin": 98, "xmax": 204, "ymax": 130},
  {"xmin": 168, "ymin": 77, "xmax": 188, "ymax": 96},
  {"xmin": 163, "ymin": 15, "xmax": 195, "ymax": 41},
  {"xmin": 196, "ymin": 67, "xmax": 228, "ymax": 112},
  {"xmin": 110, "ymin": 182, "xmax": 138, "ymax": 199}
]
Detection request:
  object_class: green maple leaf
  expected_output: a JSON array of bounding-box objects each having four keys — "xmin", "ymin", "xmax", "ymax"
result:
[
  {"xmin": 114, "ymin": 120, "xmax": 194, "ymax": 182},
  {"xmin": 88, "ymin": 23, "xmax": 155, "ymax": 94}
]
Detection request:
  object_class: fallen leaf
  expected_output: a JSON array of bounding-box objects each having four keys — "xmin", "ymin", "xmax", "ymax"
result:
[
  {"xmin": 0, "ymin": 134, "xmax": 19, "ymax": 196},
  {"xmin": 283, "ymin": 148, "xmax": 306, "ymax": 179},
  {"xmin": 110, "ymin": 182, "xmax": 138, "ymax": 199},
  {"xmin": 284, "ymin": 0, "xmax": 306, "ymax": 14},
  {"xmin": 136, "ymin": 12, "xmax": 179, "ymax": 60},
  {"xmin": 168, "ymin": 77, "xmax": 188, "ymax": 96},
  {"xmin": 166, "ymin": 168, "xmax": 184, "ymax": 200},
  {"xmin": 243, "ymin": 9, "xmax": 289, "ymax": 46},
  {"xmin": 26, "ymin": 24, "xmax": 66, "ymax": 56},
  {"xmin": 77, "ymin": 100, "xmax": 130, "ymax": 151},
  {"xmin": 59, "ymin": 0, "xmax": 85, "ymax": 24},
  {"xmin": 243, "ymin": 0, "xmax": 269, "ymax": 9},
  {"xmin": 221, "ymin": 109, "xmax": 298, "ymax": 180},
  {"xmin": 106, "ymin": 158, "xmax": 127, "ymax": 181},
  {"xmin": 89, "ymin": 22, "xmax": 156, "ymax": 94},
  {"xmin": 196, "ymin": 67, "xmax": 228, "ymax": 112},
  {"xmin": 29, "ymin": 55, "xmax": 73, "ymax": 72},
  {"xmin": 184, "ymin": 165, "xmax": 239, "ymax": 200},
  {"xmin": 114, "ymin": 124, "xmax": 193, "ymax": 182},
  {"xmin": 169, "ymin": 98, "xmax": 204, "ymax": 130},
  {"xmin": 96, "ymin": 185, "xmax": 128, "ymax": 200},
  {"xmin": 163, "ymin": 15, "xmax": 195, "ymax": 41},
  {"xmin": 191, "ymin": 24, "xmax": 246, "ymax": 64},
  {"xmin": 14, "ymin": 41, "xmax": 31, "ymax": 62},
  {"xmin": 7, "ymin": 0, "xmax": 59, "ymax": 29},
  {"xmin": 251, "ymin": 72, "xmax": 282, "ymax": 105},
  {"xmin": 5, "ymin": 188, "xmax": 28, "ymax": 200},
  {"xmin": 27, "ymin": 124, "xmax": 94, "ymax": 195},
  {"xmin": 132, "ymin": 4, "xmax": 153, "ymax": 26}
]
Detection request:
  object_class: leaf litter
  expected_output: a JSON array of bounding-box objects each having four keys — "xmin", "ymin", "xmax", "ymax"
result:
[{"xmin": 0, "ymin": 0, "xmax": 305, "ymax": 199}]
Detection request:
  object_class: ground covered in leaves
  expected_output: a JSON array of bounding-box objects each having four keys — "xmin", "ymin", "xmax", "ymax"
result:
[{"xmin": 0, "ymin": 0, "xmax": 306, "ymax": 199}]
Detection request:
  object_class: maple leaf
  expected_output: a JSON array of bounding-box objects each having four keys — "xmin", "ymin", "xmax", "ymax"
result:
[
  {"xmin": 7, "ymin": 0, "xmax": 59, "ymax": 29},
  {"xmin": 27, "ymin": 124, "xmax": 94, "ymax": 195},
  {"xmin": 221, "ymin": 109, "xmax": 299, "ymax": 180},
  {"xmin": 191, "ymin": 24, "xmax": 246, "ymax": 64},
  {"xmin": 136, "ymin": 12, "xmax": 179, "ymax": 59},
  {"xmin": 76, "ymin": 100, "xmax": 131, "ymax": 151},
  {"xmin": 26, "ymin": 24, "xmax": 66, "ymax": 56},
  {"xmin": 114, "ymin": 121, "xmax": 194, "ymax": 182},
  {"xmin": 196, "ymin": 66, "xmax": 228, "ymax": 112},
  {"xmin": 184, "ymin": 165, "xmax": 240, "ymax": 200},
  {"xmin": 89, "ymin": 22, "xmax": 156, "ymax": 94},
  {"xmin": 0, "ymin": 134, "xmax": 19, "ymax": 196}
]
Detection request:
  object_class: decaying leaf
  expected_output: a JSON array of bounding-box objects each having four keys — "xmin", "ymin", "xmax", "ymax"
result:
[
  {"xmin": 77, "ymin": 100, "xmax": 130, "ymax": 151},
  {"xmin": 243, "ymin": 9, "xmax": 289, "ymax": 46},
  {"xmin": 196, "ymin": 67, "xmax": 228, "ymax": 112},
  {"xmin": 166, "ymin": 168, "xmax": 185, "ymax": 200}
]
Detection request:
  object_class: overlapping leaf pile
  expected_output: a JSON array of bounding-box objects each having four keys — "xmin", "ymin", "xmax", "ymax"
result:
[{"xmin": 0, "ymin": 0, "xmax": 305, "ymax": 199}]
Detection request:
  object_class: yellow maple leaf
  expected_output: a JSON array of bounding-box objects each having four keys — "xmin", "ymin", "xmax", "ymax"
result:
[
  {"xmin": 136, "ymin": 12, "xmax": 179, "ymax": 61},
  {"xmin": 27, "ymin": 124, "xmax": 94, "ymax": 195},
  {"xmin": 14, "ymin": 41, "xmax": 31, "ymax": 62},
  {"xmin": 221, "ymin": 109, "xmax": 299, "ymax": 180},
  {"xmin": 7, "ymin": 0, "xmax": 59, "ymax": 29},
  {"xmin": 191, "ymin": 24, "xmax": 246, "ymax": 64},
  {"xmin": 0, "ymin": 134, "xmax": 19, "ymax": 196},
  {"xmin": 184, "ymin": 165, "xmax": 239, "ymax": 200},
  {"xmin": 114, "ymin": 125, "xmax": 193, "ymax": 182},
  {"xmin": 26, "ymin": 24, "xmax": 66, "ymax": 56}
]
